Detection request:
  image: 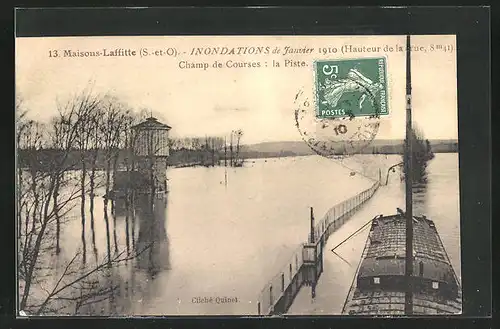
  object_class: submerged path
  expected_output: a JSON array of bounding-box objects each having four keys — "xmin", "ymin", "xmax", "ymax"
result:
[{"xmin": 287, "ymin": 182, "xmax": 404, "ymax": 315}]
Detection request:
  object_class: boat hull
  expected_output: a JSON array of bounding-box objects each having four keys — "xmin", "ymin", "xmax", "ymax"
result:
[{"xmin": 342, "ymin": 213, "xmax": 462, "ymax": 315}]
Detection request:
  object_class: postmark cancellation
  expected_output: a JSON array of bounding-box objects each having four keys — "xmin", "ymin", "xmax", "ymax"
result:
[{"xmin": 294, "ymin": 57, "xmax": 388, "ymax": 159}]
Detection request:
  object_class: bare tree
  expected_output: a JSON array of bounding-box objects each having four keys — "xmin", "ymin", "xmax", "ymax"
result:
[
  {"xmin": 29, "ymin": 247, "xmax": 149, "ymax": 315},
  {"xmin": 226, "ymin": 130, "xmax": 245, "ymax": 167},
  {"xmin": 96, "ymin": 97, "xmax": 139, "ymax": 261},
  {"xmin": 234, "ymin": 129, "xmax": 244, "ymax": 166},
  {"xmin": 17, "ymin": 109, "xmax": 47, "ymax": 275},
  {"xmin": 100, "ymin": 97, "xmax": 120, "ymax": 201},
  {"xmin": 98, "ymin": 97, "xmax": 122, "ymax": 263},
  {"xmin": 229, "ymin": 132, "xmax": 234, "ymax": 167},
  {"xmin": 224, "ymin": 136, "xmax": 227, "ymax": 167},
  {"xmin": 73, "ymin": 89, "xmax": 103, "ymax": 264},
  {"xmin": 212, "ymin": 136, "xmax": 224, "ymax": 166},
  {"xmin": 18, "ymin": 98, "xmax": 85, "ymax": 312},
  {"xmin": 87, "ymin": 104, "xmax": 105, "ymax": 256},
  {"xmin": 119, "ymin": 111, "xmax": 142, "ymax": 210},
  {"xmin": 182, "ymin": 137, "xmax": 193, "ymax": 150},
  {"xmin": 167, "ymin": 138, "xmax": 181, "ymax": 152},
  {"xmin": 17, "ymin": 89, "xmax": 150, "ymax": 316},
  {"xmin": 16, "ymin": 98, "xmax": 34, "ymax": 241}
]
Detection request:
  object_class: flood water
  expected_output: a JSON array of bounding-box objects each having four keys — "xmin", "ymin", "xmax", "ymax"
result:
[{"xmin": 41, "ymin": 153, "xmax": 460, "ymax": 316}]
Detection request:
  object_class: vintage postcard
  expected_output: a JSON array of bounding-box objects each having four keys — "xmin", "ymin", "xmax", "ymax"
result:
[{"xmin": 16, "ymin": 35, "xmax": 460, "ymax": 316}]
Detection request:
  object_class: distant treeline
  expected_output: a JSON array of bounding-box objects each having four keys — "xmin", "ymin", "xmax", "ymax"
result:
[
  {"xmin": 17, "ymin": 140, "xmax": 457, "ymax": 170},
  {"xmin": 17, "ymin": 134, "xmax": 247, "ymax": 170},
  {"xmin": 238, "ymin": 139, "xmax": 458, "ymax": 158},
  {"xmin": 17, "ymin": 148, "xmax": 219, "ymax": 170}
]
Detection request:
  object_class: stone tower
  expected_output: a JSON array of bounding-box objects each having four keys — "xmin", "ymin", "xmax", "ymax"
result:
[{"xmin": 131, "ymin": 116, "xmax": 171, "ymax": 195}]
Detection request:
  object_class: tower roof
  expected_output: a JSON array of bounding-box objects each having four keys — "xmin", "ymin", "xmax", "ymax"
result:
[{"xmin": 132, "ymin": 116, "xmax": 172, "ymax": 130}]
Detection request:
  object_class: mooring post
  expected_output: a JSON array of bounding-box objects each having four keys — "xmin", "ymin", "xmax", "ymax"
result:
[
  {"xmin": 309, "ymin": 207, "xmax": 318, "ymax": 299},
  {"xmin": 309, "ymin": 207, "xmax": 315, "ymax": 243},
  {"xmin": 311, "ymin": 245, "xmax": 317, "ymax": 300}
]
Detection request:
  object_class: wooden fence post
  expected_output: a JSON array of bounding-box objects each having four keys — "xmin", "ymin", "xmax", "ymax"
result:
[{"xmin": 309, "ymin": 207, "xmax": 315, "ymax": 243}]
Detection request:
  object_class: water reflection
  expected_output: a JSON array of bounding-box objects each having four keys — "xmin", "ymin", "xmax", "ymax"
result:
[
  {"xmin": 89, "ymin": 194, "xmax": 98, "ymax": 262},
  {"xmin": 393, "ymin": 162, "xmax": 429, "ymax": 216},
  {"xmin": 113, "ymin": 198, "xmax": 128, "ymax": 217},
  {"xmin": 412, "ymin": 181, "xmax": 429, "ymax": 216},
  {"xmin": 134, "ymin": 194, "xmax": 170, "ymax": 278},
  {"xmin": 94, "ymin": 193, "xmax": 171, "ymax": 314},
  {"xmin": 103, "ymin": 201, "xmax": 112, "ymax": 263}
]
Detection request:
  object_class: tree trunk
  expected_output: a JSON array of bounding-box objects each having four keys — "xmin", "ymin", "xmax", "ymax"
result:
[
  {"xmin": 90, "ymin": 201, "xmax": 98, "ymax": 261},
  {"xmin": 20, "ymin": 173, "xmax": 56, "ymax": 311},
  {"xmin": 30, "ymin": 169, "xmax": 39, "ymax": 245},
  {"xmin": 89, "ymin": 151, "xmax": 98, "ymax": 199},
  {"xmin": 112, "ymin": 209, "xmax": 118, "ymax": 254},
  {"xmin": 131, "ymin": 205, "xmax": 136, "ymax": 250},
  {"xmin": 104, "ymin": 153, "xmax": 113, "ymax": 264},
  {"xmin": 111, "ymin": 151, "xmax": 120, "ymax": 213},
  {"xmin": 211, "ymin": 139, "xmax": 215, "ymax": 166},
  {"xmin": 54, "ymin": 172, "xmax": 61, "ymax": 254},
  {"xmin": 112, "ymin": 151, "xmax": 120, "ymax": 254},
  {"xmin": 230, "ymin": 134, "xmax": 233, "ymax": 167},
  {"xmin": 103, "ymin": 201, "xmax": 112, "ymax": 266},
  {"xmin": 236, "ymin": 137, "xmax": 241, "ymax": 166},
  {"xmin": 17, "ymin": 160, "xmax": 23, "ymax": 239},
  {"xmin": 125, "ymin": 198, "xmax": 130, "ymax": 255},
  {"xmin": 80, "ymin": 156, "xmax": 87, "ymax": 264},
  {"xmin": 105, "ymin": 156, "xmax": 112, "ymax": 201}
]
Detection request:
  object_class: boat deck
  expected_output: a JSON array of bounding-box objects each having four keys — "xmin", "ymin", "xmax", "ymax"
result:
[{"xmin": 342, "ymin": 213, "xmax": 462, "ymax": 315}]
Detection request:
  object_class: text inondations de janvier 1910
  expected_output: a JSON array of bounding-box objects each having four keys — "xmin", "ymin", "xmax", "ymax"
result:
[{"xmin": 47, "ymin": 43, "xmax": 455, "ymax": 71}]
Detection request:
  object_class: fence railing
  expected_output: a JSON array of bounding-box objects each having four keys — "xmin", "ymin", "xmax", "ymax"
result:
[
  {"xmin": 256, "ymin": 180, "xmax": 380, "ymax": 315},
  {"xmin": 256, "ymin": 243, "xmax": 305, "ymax": 316},
  {"xmin": 312, "ymin": 181, "xmax": 380, "ymax": 244}
]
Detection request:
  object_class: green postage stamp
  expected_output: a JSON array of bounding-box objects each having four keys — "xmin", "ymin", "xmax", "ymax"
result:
[{"xmin": 315, "ymin": 57, "xmax": 389, "ymax": 119}]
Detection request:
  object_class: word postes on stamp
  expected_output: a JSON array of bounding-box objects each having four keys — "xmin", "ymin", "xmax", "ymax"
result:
[{"xmin": 315, "ymin": 57, "xmax": 389, "ymax": 119}]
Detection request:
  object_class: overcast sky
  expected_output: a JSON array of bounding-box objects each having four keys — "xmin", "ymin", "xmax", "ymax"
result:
[{"xmin": 16, "ymin": 35, "xmax": 457, "ymax": 144}]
